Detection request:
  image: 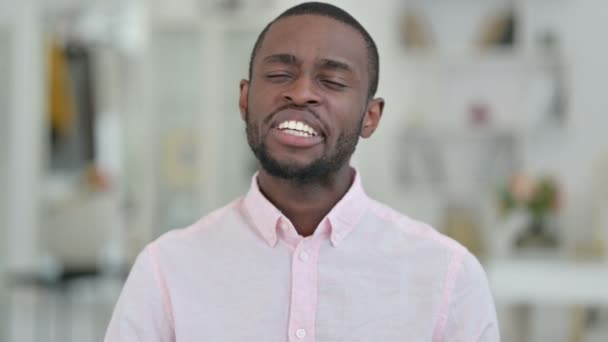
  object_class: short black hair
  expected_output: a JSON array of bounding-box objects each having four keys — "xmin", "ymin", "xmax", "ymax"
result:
[{"xmin": 248, "ymin": 2, "xmax": 379, "ymax": 99}]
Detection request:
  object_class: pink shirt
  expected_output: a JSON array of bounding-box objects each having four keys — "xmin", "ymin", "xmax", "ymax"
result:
[{"xmin": 105, "ymin": 172, "xmax": 499, "ymax": 341}]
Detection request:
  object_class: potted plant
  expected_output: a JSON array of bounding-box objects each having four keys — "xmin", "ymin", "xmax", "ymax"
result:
[{"xmin": 499, "ymin": 173, "xmax": 562, "ymax": 248}]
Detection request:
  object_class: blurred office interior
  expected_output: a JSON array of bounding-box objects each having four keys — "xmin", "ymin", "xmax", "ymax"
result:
[{"xmin": 1, "ymin": 0, "xmax": 608, "ymax": 341}]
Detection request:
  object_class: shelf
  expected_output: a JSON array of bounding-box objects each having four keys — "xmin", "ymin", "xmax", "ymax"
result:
[
  {"xmin": 398, "ymin": 48, "xmax": 559, "ymax": 73},
  {"xmin": 486, "ymin": 257, "xmax": 608, "ymax": 306},
  {"xmin": 400, "ymin": 124, "xmax": 521, "ymax": 140}
]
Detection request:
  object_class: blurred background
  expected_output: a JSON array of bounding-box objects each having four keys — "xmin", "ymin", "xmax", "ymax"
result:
[{"xmin": 1, "ymin": 0, "xmax": 608, "ymax": 341}]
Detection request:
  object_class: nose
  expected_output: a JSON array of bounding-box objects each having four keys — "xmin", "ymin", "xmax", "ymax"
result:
[{"xmin": 282, "ymin": 76, "xmax": 321, "ymax": 106}]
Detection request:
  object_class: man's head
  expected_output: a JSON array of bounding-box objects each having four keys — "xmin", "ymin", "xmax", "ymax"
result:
[
  {"xmin": 249, "ymin": 2, "xmax": 380, "ymax": 99},
  {"xmin": 239, "ymin": 2, "xmax": 384, "ymax": 183}
]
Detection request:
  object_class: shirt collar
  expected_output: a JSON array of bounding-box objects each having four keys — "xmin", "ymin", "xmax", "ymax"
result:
[{"xmin": 242, "ymin": 168, "xmax": 370, "ymax": 248}]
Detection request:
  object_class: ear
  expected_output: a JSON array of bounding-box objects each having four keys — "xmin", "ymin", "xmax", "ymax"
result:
[
  {"xmin": 239, "ymin": 79, "xmax": 250, "ymax": 121},
  {"xmin": 360, "ymin": 97, "xmax": 384, "ymax": 138}
]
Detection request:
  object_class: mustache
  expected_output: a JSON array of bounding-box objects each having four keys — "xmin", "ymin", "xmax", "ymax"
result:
[{"xmin": 263, "ymin": 104, "xmax": 321, "ymax": 125}]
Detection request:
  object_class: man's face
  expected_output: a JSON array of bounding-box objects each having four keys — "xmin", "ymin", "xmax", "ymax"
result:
[{"xmin": 239, "ymin": 14, "xmax": 383, "ymax": 182}]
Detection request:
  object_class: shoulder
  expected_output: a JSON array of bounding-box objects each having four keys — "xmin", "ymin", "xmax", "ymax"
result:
[
  {"xmin": 365, "ymin": 198, "xmax": 468, "ymax": 258},
  {"xmin": 149, "ymin": 197, "xmax": 245, "ymax": 252},
  {"xmin": 364, "ymin": 200, "xmax": 493, "ymax": 310}
]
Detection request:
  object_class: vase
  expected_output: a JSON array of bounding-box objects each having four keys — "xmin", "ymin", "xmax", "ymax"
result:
[{"xmin": 515, "ymin": 214, "xmax": 559, "ymax": 249}]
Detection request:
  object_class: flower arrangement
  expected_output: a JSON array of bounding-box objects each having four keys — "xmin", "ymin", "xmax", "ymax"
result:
[{"xmin": 499, "ymin": 172, "xmax": 561, "ymax": 218}]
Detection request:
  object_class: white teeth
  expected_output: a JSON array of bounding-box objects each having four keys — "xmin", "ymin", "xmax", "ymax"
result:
[
  {"xmin": 277, "ymin": 120, "xmax": 319, "ymax": 136},
  {"xmin": 283, "ymin": 129, "xmax": 312, "ymax": 137}
]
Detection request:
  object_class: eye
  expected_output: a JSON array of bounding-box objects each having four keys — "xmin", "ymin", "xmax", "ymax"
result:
[
  {"xmin": 321, "ymin": 79, "xmax": 348, "ymax": 90},
  {"xmin": 265, "ymin": 73, "xmax": 291, "ymax": 82}
]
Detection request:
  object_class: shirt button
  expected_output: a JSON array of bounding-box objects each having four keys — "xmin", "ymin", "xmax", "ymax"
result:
[
  {"xmin": 295, "ymin": 328, "xmax": 307, "ymax": 339},
  {"xmin": 299, "ymin": 251, "xmax": 310, "ymax": 262}
]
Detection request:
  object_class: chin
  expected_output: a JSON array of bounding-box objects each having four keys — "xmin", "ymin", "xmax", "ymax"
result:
[
  {"xmin": 273, "ymin": 160, "xmax": 317, "ymax": 174},
  {"xmin": 267, "ymin": 150, "xmax": 320, "ymax": 167}
]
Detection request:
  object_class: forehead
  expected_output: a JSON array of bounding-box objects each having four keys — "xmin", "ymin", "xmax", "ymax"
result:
[{"xmin": 257, "ymin": 14, "xmax": 369, "ymax": 72}]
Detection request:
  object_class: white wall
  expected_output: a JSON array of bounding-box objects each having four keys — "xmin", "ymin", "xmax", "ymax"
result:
[
  {"xmin": 0, "ymin": 26, "xmax": 10, "ymax": 342},
  {"xmin": 5, "ymin": 0, "xmax": 45, "ymax": 272},
  {"xmin": 517, "ymin": 0, "xmax": 608, "ymax": 246},
  {"xmin": 1, "ymin": 2, "xmax": 46, "ymax": 341},
  {"xmin": 0, "ymin": 28, "xmax": 9, "ymax": 245}
]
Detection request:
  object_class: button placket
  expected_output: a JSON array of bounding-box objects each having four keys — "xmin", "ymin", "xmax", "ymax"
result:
[
  {"xmin": 288, "ymin": 239, "xmax": 321, "ymax": 341},
  {"xmin": 295, "ymin": 328, "xmax": 307, "ymax": 339},
  {"xmin": 299, "ymin": 251, "xmax": 310, "ymax": 262}
]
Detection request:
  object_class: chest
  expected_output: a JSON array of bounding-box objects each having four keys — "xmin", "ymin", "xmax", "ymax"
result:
[{"xmin": 166, "ymin": 246, "xmax": 443, "ymax": 342}]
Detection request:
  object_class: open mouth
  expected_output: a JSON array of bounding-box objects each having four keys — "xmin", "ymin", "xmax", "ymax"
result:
[{"xmin": 276, "ymin": 120, "xmax": 320, "ymax": 138}]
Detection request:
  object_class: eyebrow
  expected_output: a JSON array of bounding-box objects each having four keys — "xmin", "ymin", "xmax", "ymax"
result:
[
  {"xmin": 262, "ymin": 53, "xmax": 299, "ymax": 66},
  {"xmin": 261, "ymin": 54, "xmax": 353, "ymax": 74},
  {"xmin": 318, "ymin": 58, "xmax": 353, "ymax": 73}
]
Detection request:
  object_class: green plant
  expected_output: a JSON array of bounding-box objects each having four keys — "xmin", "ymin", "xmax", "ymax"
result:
[{"xmin": 499, "ymin": 173, "xmax": 561, "ymax": 218}]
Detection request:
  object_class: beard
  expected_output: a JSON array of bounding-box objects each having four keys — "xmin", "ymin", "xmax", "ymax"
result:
[{"xmin": 245, "ymin": 109, "xmax": 362, "ymax": 184}]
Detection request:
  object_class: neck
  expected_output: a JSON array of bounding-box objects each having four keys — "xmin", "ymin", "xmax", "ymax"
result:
[{"xmin": 256, "ymin": 165, "xmax": 355, "ymax": 237}]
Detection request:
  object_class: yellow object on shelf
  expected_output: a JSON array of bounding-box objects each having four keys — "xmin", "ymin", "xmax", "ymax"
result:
[{"xmin": 47, "ymin": 39, "xmax": 76, "ymax": 137}]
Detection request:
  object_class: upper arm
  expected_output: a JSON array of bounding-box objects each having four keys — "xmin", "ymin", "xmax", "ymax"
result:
[
  {"xmin": 437, "ymin": 251, "xmax": 500, "ymax": 342},
  {"xmin": 104, "ymin": 245, "xmax": 175, "ymax": 342}
]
